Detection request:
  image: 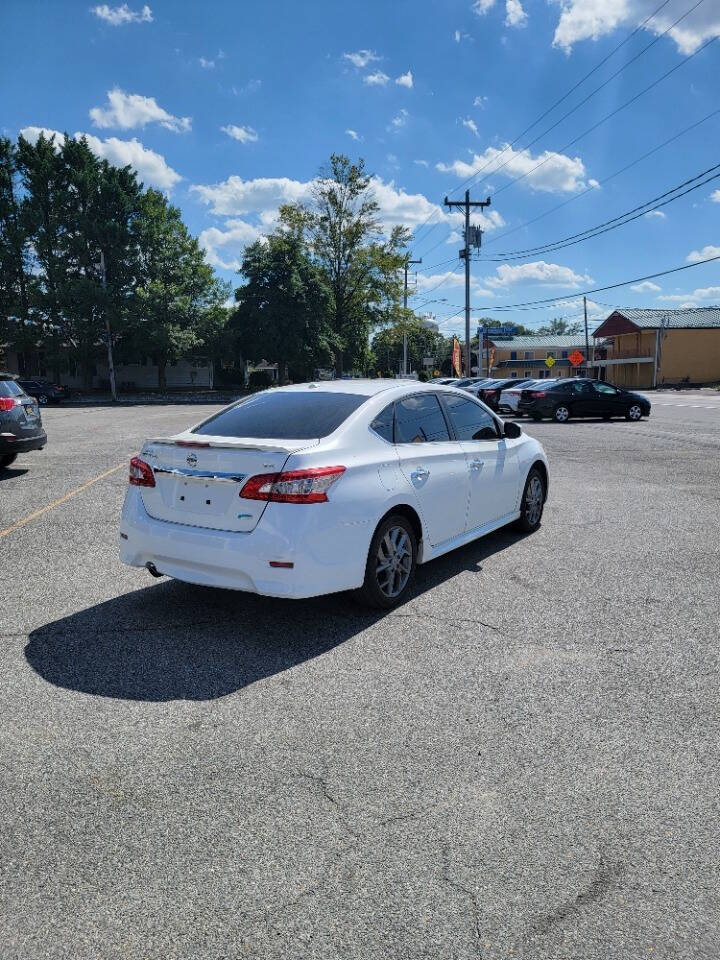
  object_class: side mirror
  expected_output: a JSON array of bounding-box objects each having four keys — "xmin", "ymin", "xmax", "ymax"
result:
[{"xmin": 503, "ymin": 420, "xmax": 522, "ymax": 439}]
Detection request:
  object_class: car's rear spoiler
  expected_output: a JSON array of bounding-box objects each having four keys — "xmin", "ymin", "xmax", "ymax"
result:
[{"xmin": 146, "ymin": 434, "xmax": 320, "ymax": 455}]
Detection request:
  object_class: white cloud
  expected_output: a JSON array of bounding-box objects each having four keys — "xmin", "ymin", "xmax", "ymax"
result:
[
  {"xmin": 415, "ymin": 271, "xmax": 494, "ymax": 296},
  {"xmin": 190, "ymin": 173, "xmax": 505, "ymax": 272},
  {"xmin": 19, "ymin": 126, "xmax": 64, "ymax": 144},
  {"xmin": 19, "ymin": 126, "xmax": 181, "ymax": 189},
  {"xmin": 90, "ymin": 4, "xmax": 152, "ymax": 25},
  {"xmin": 437, "ymin": 143, "xmax": 591, "ymax": 193},
  {"xmin": 473, "ymin": 95, "xmax": 488, "ymax": 108},
  {"xmin": 395, "ymin": 71, "xmax": 414, "ymax": 89},
  {"xmin": 345, "ymin": 129, "xmax": 362, "ymax": 141},
  {"xmin": 461, "ymin": 117, "xmax": 479, "ymax": 137},
  {"xmin": 631, "ymin": 281, "xmax": 661, "ymax": 292},
  {"xmin": 364, "ymin": 71, "xmax": 390, "ymax": 86},
  {"xmin": 198, "ymin": 220, "xmax": 262, "ymax": 271},
  {"xmin": 644, "ymin": 210, "xmax": 666, "ymax": 219},
  {"xmin": 687, "ymin": 245, "xmax": 720, "ymax": 263},
  {"xmin": 472, "ymin": 0, "xmax": 496, "ymax": 14},
  {"xmin": 221, "ymin": 124, "xmax": 259, "ymax": 143},
  {"xmin": 551, "ymin": 0, "xmax": 720, "ymax": 55},
  {"xmin": 710, "ymin": 190, "xmax": 720, "ymax": 203},
  {"xmin": 81, "ymin": 134, "xmax": 181, "ymax": 188},
  {"xmin": 505, "ymin": 0, "xmax": 527, "ymax": 27},
  {"xmin": 89, "ymin": 89, "xmax": 191, "ymax": 132},
  {"xmin": 343, "ymin": 49, "xmax": 380, "ymax": 68},
  {"xmin": 454, "ymin": 29, "xmax": 472, "ymax": 42},
  {"xmin": 199, "ymin": 57, "xmax": 216, "ymax": 69},
  {"xmin": 390, "ymin": 109, "xmax": 409, "ymax": 130},
  {"xmin": 658, "ymin": 286, "xmax": 720, "ymax": 302},
  {"xmin": 414, "ymin": 159, "xmax": 429, "ymax": 167},
  {"xmin": 486, "ymin": 261, "xmax": 593, "ymax": 288}
]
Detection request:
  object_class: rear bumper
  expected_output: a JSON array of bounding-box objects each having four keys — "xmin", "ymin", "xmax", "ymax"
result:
[
  {"xmin": 0, "ymin": 429, "xmax": 46, "ymax": 453},
  {"xmin": 119, "ymin": 487, "xmax": 371, "ymax": 599}
]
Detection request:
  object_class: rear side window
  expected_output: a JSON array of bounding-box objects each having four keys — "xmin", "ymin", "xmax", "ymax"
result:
[
  {"xmin": 442, "ymin": 394, "xmax": 499, "ymax": 441},
  {"xmin": 0, "ymin": 380, "xmax": 24, "ymax": 398},
  {"xmin": 370, "ymin": 403, "xmax": 394, "ymax": 442},
  {"xmin": 395, "ymin": 394, "xmax": 450, "ymax": 444},
  {"xmin": 193, "ymin": 390, "xmax": 369, "ymax": 439}
]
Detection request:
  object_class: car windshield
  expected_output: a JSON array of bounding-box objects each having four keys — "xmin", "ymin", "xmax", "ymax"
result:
[
  {"xmin": 0, "ymin": 380, "xmax": 25, "ymax": 397},
  {"xmin": 192, "ymin": 390, "xmax": 370, "ymax": 439}
]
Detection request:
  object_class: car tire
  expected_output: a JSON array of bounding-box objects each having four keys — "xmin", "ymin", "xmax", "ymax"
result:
[
  {"xmin": 553, "ymin": 404, "xmax": 571, "ymax": 423},
  {"xmin": 531, "ymin": 413, "xmax": 542, "ymax": 421},
  {"xmin": 514, "ymin": 467, "xmax": 546, "ymax": 533},
  {"xmin": 359, "ymin": 513, "xmax": 417, "ymax": 609},
  {"xmin": 0, "ymin": 453, "xmax": 17, "ymax": 468},
  {"xmin": 38, "ymin": 395, "xmax": 48, "ymax": 405},
  {"xmin": 626, "ymin": 403, "xmax": 643, "ymax": 421}
]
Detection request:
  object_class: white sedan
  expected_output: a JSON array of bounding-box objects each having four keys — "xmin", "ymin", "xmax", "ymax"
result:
[
  {"xmin": 120, "ymin": 380, "xmax": 549, "ymax": 608},
  {"xmin": 499, "ymin": 379, "xmax": 557, "ymax": 415}
]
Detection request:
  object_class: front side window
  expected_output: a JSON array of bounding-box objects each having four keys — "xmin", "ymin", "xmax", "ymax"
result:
[
  {"xmin": 370, "ymin": 403, "xmax": 394, "ymax": 442},
  {"xmin": 594, "ymin": 383, "xmax": 618, "ymax": 395},
  {"xmin": 442, "ymin": 394, "xmax": 499, "ymax": 442},
  {"xmin": 193, "ymin": 390, "xmax": 369, "ymax": 439},
  {"xmin": 395, "ymin": 394, "xmax": 450, "ymax": 444},
  {"xmin": 572, "ymin": 382, "xmax": 592, "ymax": 395}
]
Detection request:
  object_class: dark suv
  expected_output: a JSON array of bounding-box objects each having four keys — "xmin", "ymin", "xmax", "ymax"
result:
[
  {"xmin": 517, "ymin": 378, "xmax": 651, "ymax": 423},
  {"xmin": 0, "ymin": 378, "xmax": 47, "ymax": 468},
  {"xmin": 17, "ymin": 379, "xmax": 66, "ymax": 404}
]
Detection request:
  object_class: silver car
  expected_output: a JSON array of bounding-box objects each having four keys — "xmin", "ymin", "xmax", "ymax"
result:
[{"xmin": 0, "ymin": 377, "xmax": 46, "ymax": 468}]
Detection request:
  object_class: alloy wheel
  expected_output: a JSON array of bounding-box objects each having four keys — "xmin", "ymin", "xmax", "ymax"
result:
[
  {"xmin": 554, "ymin": 405, "xmax": 570, "ymax": 423},
  {"xmin": 628, "ymin": 404, "xmax": 642, "ymax": 421},
  {"xmin": 525, "ymin": 475, "xmax": 544, "ymax": 526},
  {"xmin": 375, "ymin": 526, "xmax": 413, "ymax": 598}
]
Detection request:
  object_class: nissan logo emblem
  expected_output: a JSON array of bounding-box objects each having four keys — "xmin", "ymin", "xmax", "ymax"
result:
[{"xmin": 186, "ymin": 453, "xmax": 198, "ymax": 467}]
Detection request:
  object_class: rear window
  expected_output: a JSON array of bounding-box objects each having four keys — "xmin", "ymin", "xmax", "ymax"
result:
[
  {"xmin": 0, "ymin": 380, "xmax": 24, "ymax": 398},
  {"xmin": 192, "ymin": 390, "xmax": 369, "ymax": 439}
]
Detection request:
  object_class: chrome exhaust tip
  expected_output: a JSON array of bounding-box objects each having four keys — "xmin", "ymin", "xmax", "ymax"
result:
[{"xmin": 145, "ymin": 561, "xmax": 163, "ymax": 578}]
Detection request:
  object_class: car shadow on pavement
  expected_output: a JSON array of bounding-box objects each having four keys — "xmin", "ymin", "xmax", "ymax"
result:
[
  {"xmin": 24, "ymin": 527, "xmax": 526, "ymax": 703},
  {"xmin": 0, "ymin": 466, "xmax": 29, "ymax": 480}
]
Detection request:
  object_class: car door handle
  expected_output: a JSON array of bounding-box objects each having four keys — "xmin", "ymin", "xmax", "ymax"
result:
[
  {"xmin": 410, "ymin": 466, "xmax": 430, "ymax": 481},
  {"xmin": 470, "ymin": 458, "xmax": 484, "ymax": 472}
]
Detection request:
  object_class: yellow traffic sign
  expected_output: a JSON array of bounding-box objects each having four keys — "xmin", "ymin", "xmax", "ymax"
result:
[{"xmin": 545, "ymin": 355, "xmax": 556, "ymax": 368}]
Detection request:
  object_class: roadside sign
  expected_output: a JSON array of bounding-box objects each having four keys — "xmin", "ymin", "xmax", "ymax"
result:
[
  {"xmin": 545, "ymin": 355, "xmax": 556, "ymax": 368},
  {"xmin": 486, "ymin": 325, "xmax": 516, "ymax": 337},
  {"xmin": 569, "ymin": 350, "xmax": 585, "ymax": 367}
]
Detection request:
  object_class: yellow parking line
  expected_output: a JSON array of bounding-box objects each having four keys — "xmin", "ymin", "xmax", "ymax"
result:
[{"xmin": 0, "ymin": 462, "xmax": 126, "ymax": 540}]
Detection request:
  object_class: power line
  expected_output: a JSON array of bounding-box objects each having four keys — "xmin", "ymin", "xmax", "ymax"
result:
[
  {"xmin": 490, "ymin": 34, "xmax": 717, "ymax": 200},
  {"xmin": 479, "ymin": 163, "xmax": 720, "ymax": 261},
  {"xmin": 409, "ymin": 0, "xmax": 678, "ymax": 249},
  {"xmin": 461, "ymin": 0, "xmax": 708, "ymax": 197},
  {"xmin": 471, "ymin": 254, "xmax": 720, "ymax": 312},
  {"xmin": 483, "ymin": 107, "xmax": 720, "ymax": 248}
]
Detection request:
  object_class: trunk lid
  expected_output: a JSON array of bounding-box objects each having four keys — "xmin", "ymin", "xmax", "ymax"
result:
[{"xmin": 139, "ymin": 434, "xmax": 318, "ymax": 533}]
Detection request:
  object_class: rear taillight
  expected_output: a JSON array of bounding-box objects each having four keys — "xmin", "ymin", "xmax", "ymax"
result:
[
  {"xmin": 533, "ymin": 391, "xmax": 547, "ymax": 398},
  {"xmin": 0, "ymin": 397, "xmax": 20, "ymax": 411},
  {"xmin": 240, "ymin": 466, "xmax": 346, "ymax": 504},
  {"xmin": 129, "ymin": 456, "xmax": 156, "ymax": 487}
]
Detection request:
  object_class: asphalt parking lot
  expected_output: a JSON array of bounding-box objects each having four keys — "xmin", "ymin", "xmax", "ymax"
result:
[{"xmin": 2, "ymin": 392, "xmax": 719, "ymax": 960}]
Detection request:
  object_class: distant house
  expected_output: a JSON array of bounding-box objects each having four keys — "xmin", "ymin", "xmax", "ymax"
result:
[
  {"xmin": 592, "ymin": 307, "xmax": 720, "ymax": 388},
  {"xmin": 485, "ymin": 334, "xmax": 599, "ymax": 380}
]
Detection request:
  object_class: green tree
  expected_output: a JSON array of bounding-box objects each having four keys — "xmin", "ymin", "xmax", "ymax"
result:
[
  {"xmin": 0, "ymin": 137, "xmax": 36, "ymax": 371},
  {"xmin": 232, "ymin": 229, "xmax": 332, "ymax": 385},
  {"xmin": 371, "ymin": 316, "xmax": 446, "ymax": 376},
  {"xmin": 133, "ymin": 189, "xmax": 229, "ymax": 389},
  {"xmin": 281, "ymin": 154, "xmax": 409, "ymax": 375},
  {"xmin": 536, "ymin": 317, "xmax": 582, "ymax": 336}
]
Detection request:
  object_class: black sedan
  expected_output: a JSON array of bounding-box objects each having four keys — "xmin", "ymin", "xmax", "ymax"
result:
[
  {"xmin": 518, "ymin": 378, "xmax": 651, "ymax": 423},
  {"xmin": 17, "ymin": 378, "xmax": 66, "ymax": 404},
  {"xmin": 477, "ymin": 377, "xmax": 535, "ymax": 411},
  {"xmin": 0, "ymin": 378, "xmax": 46, "ymax": 468}
]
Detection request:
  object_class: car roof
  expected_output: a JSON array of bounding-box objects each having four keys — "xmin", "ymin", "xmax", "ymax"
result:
[{"xmin": 269, "ymin": 378, "xmax": 457, "ymax": 398}]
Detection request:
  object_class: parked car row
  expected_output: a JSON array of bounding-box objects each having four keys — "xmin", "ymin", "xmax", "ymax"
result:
[{"xmin": 0, "ymin": 377, "xmax": 47, "ymax": 468}]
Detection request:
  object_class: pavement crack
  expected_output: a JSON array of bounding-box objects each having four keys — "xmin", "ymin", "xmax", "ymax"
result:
[
  {"xmin": 390, "ymin": 611, "xmax": 504, "ymax": 634},
  {"xmin": 292, "ymin": 771, "xmax": 364, "ymax": 840},
  {"xmin": 520, "ymin": 858, "xmax": 624, "ymax": 945},
  {"xmin": 441, "ymin": 871, "xmax": 483, "ymax": 955}
]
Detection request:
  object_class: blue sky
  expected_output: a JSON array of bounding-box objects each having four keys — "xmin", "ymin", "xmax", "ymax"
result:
[{"xmin": 2, "ymin": 0, "xmax": 719, "ymax": 335}]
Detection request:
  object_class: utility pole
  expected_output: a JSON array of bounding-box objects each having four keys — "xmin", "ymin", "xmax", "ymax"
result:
[
  {"xmin": 583, "ymin": 295, "xmax": 590, "ymax": 379},
  {"xmin": 402, "ymin": 255, "xmax": 422, "ymax": 375},
  {"xmin": 98, "ymin": 251, "xmax": 118, "ymax": 402},
  {"xmin": 445, "ymin": 191, "xmax": 491, "ymax": 376}
]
